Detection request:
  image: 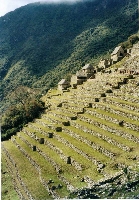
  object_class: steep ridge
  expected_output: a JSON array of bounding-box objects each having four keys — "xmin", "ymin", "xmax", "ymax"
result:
[
  {"xmin": 2, "ymin": 42, "xmax": 139, "ymax": 199},
  {"xmin": 0, "ymin": 0, "xmax": 138, "ymax": 113}
]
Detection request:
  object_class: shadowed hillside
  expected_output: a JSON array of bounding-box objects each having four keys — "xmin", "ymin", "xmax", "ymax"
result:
[
  {"xmin": 0, "ymin": 0, "xmax": 138, "ymax": 113},
  {"xmin": 2, "ymin": 42, "xmax": 139, "ymax": 199}
]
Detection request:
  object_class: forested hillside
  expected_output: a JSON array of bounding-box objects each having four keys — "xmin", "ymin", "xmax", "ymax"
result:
[{"xmin": 0, "ymin": 0, "xmax": 138, "ymax": 113}]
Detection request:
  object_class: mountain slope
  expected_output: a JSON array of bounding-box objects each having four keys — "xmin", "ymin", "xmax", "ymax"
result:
[
  {"xmin": 2, "ymin": 42, "xmax": 139, "ymax": 199},
  {"xmin": 0, "ymin": 0, "xmax": 138, "ymax": 113}
]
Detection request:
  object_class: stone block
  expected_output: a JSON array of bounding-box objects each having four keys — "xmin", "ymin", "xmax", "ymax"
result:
[
  {"xmin": 32, "ymin": 145, "xmax": 36, "ymax": 151},
  {"xmin": 55, "ymin": 127, "xmax": 62, "ymax": 132},
  {"xmin": 119, "ymin": 121, "xmax": 124, "ymax": 127},
  {"xmin": 39, "ymin": 138, "xmax": 44, "ymax": 144},
  {"xmin": 48, "ymin": 133, "xmax": 53, "ymax": 138},
  {"xmin": 70, "ymin": 116, "xmax": 77, "ymax": 120},
  {"xmin": 95, "ymin": 98, "xmax": 99, "ymax": 102},
  {"xmin": 67, "ymin": 156, "xmax": 71, "ymax": 164},
  {"xmin": 62, "ymin": 121, "xmax": 70, "ymax": 126},
  {"xmin": 128, "ymin": 74, "xmax": 134, "ymax": 79}
]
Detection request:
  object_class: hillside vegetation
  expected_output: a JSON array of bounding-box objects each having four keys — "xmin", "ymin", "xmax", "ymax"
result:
[
  {"xmin": 2, "ymin": 42, "xmax": 139, "ymax": 199},
  {"xmin": 0, "ymin": 0, "xmax": 138, "ymax": 113}
]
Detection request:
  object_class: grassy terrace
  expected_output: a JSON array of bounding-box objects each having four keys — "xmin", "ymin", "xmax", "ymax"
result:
[
  {"xmin": 41, "ymin": 114, "xmax": 67, "ymax": 125},
  {"xmin": 80, "ymin": 111, "xmax": 139, "ymax": 139},
  {"xmin": 62, "ymin": 126, "xmax": 111, "ymax": 159},
  {"xmin": 32, "ymin": 110, "xmax": 138, "ymax": 167},
  {"xmin": 1, "ymin": 152, "xmax": 20, "ymax": 200},
  {"xmin": 86, "ymin": 107, "xmax": 139, "ymax": 126},
  {"xmin": 19, "ymin": 131, "xmax": 77, "ymax": 174},
  {"xmin": 70, "ymin": 118, "xmax": 139, "ymax": 159},
  {"xmin": 107, "ymin": 97, "xmax": 139, "ymax": 108},
  {"xmin": 2, "ymin": 141, "xmax": 51, "ymax": 200},
  {"xmin": 50, "ymin": 109, "xmax": 77, "ymax": 118},
  {"xmin": 50, "ymin": 106, "xmax": 139, "ymax": 146},
  {"xmin": 11, "ymin": 136, "xmax": 70, "ymax": 197},
  {"xmin": 90, "ymin": 101, "xmax": 139, "ymax": 119},
  {"xmin": 70, "ymin": 120, "xmax": 129, "ymax": 155},
  {"xmin": 55, "ymin": 130, "xmax": 110, "ymax": 162},
  {"xmin": 44, "ymin": 112, "xmax": 75, "ymax": 122},
  {"xmin": 34, "ymin": 118, "xmax": 62, "ymax": 129},
  {"xmin": 17, "ymin": 131, "xmax": 103, "ymax": 184},
  {"xmin": 2, "ymin": 64, "xmax": 139, "ymax": 198},
  {"xmin": 39, "ymin": 109, "xmax": 139, "ymax": 155},
  {"xmin": 17, "ymin": 132, "xmax": 87, "ymax": 189},
  {"xmin": 28, "ymin": 122, "xmax": 54, "ymax": 133},
  {"xmin": 2, "ymin": 150, "xmax": 32, "ymax": 200},
  {"xmin": 44, "ymin": 136, "xmax": 96, "ymax": 170},
  {"xmin": 25, "ymin": 123, "xmax": 110, "ymax": 165}
]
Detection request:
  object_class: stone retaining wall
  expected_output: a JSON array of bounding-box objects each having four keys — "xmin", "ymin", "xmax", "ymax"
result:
[
  {"xmin": 105, "ymin": 98, "xmax": 139, "ymax": 112},
  {"xmin": 85, "ymin": 109, "xmax": 139, "ymax": 132},
  {"xmin": 62, "ymin": 99, "xmax": 92, "ymax": 108},
  {"xmin": 11, "ymin": 137, "xmax": 60, "ymax": 199},
  {"xmin": 90, "ymin": 102, "xmax": 139, "ymax": 121},
  {"xmin": 2, "ymin": 144, "xmax": 34, "ymax": 200},
  {"xmin": 18, "ymin": 133, "xmax": 76, "ymax": 192},
  {"xmin": 62, "ymin": 127, "xmax": 104, "ymax": 168},
  {"xmin": 54, "ymin": 133, "xmax": 105, "ymax": 170},
  {"xmin": 18, "ymin": 135, "xmax": 62, "ymax": 174},
  {"xmin": 76, "ymin": 114, "xmax": 139, "ymax": 144},
  {"xmin": 57, "ymin": 107, "xmax": 78, "ymax": 116},
  {"xmin": 42, "ymin": 113, "xmax": 70, "ymax": 126},
  {"xmin": 70, "ymin": 121, "xmax": 116, "ymax": 159},
  {"xmin": 62, "ymin": 103, "xmax": 84, "ymax": 113},
  {"xmin": 77, "ymin": 115, "xmax": 133, "ymax": 152},
  {"xmin": 34, "ymin": 119, "xmax": 61, "ymax": 132},
  {"xmin": 44, "ymin": 139, "xmax": 83, "ymax": 171}
]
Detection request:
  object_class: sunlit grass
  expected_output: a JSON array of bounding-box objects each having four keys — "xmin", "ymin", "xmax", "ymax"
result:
[{"xmin": 2, "ymin": 141, "xmax": 51, "ymax": 199}]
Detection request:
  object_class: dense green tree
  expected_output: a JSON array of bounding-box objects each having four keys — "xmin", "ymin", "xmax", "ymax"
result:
[{"xmin": 1, "ymin": 86, "xmax": 44, "ymax": 140}]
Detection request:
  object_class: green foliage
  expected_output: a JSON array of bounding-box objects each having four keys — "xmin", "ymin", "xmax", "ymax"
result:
[
  {"xmin": 1, "ymin": 87, "xmax": 44, "ymax": 140},
  {"xmin": 0, "ymin": 0, "xmax": 138, "ymax": 114},
  {"xmin": 120, "ymin": 33, "xmax": 139, "ymax": 49},
  {"xmin": 128, "ymin": 34, "xmax": 139, "ymax": 45}
]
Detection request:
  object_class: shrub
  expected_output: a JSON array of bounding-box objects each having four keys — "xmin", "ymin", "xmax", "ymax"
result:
[{"xmin": 1, "ymin": 99, "xmax": 44, "ymax": 141}]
